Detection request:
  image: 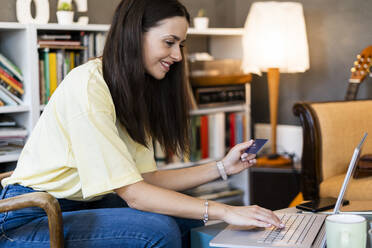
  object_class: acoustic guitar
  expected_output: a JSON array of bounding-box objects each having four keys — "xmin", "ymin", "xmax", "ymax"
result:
[{"xmin": 345, "ymin": 45, "xmax": 372, "ymax": 100}]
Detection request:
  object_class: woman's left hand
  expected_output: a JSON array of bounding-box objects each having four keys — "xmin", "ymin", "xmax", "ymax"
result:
[{"xmin": 221, "ymin": 140, "xmax": 257, "ymax": 176}]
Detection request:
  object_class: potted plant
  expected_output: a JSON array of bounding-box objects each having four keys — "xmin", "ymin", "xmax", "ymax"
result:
[
  {"xmin": 56, "ymin": 2, "xmax": 74, "ymax": 25},
  {"xmin": 193, "ymin": 9, "xmax": 209, "ymax": 29}
]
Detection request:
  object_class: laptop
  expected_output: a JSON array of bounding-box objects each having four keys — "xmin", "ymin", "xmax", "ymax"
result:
[{"xmin": 210, "ymin": 133, "xmax": 368, "ymax": 248}]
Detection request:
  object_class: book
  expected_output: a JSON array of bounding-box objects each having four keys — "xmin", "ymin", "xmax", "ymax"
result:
[
  {"xmin": 200, "ymin": 115, "xmax": 209, "ymax": 159},
  {"xmin": 190, "ymin": 116, "xmax": 201, "ymax": 161},
  {"xmin": 42, "ymin": 49, "xmax": 50, "ymax": 102},
  {"xmin": 94, "ymin": 32, "xmax": 106, "ymax": 57},
  {"xmin": 229, "ymin": 113, "xmax": 236, "ymax": 148},
  {"xmin": 0, "ymin": 87, "xmax": 17, "ymax": 106},
  {"xmin": 80, "ymin": 32, "xmax": 89, "ymax": 62},
  {"xmin": 235, "ymin": 113, "xmax": 244, "ymax": 144},
  {"xmin": 69, "ymin": 52, "xmax": 75, "ymax": 70},
  {"xmin": 0, "ymin": 53, "xmax": 24, "ymax": 82},
  {"xmin": 0, "ymin": 84, "xmax": 23, "ymax": 105},
  {"xmin": 0, "ymin": 126, "xmax": 27, "ymax": 137},
  {"xmin": 48, "ymin": 52, "xmax": 57, "ymax": 98},
  {"xmin": 88, "ymin": 33, "xmax": 95, "ymax": 58},
  {"xmin": 39, "ymin": 34, "xmax": 72, "ymax": 40},
  {"xmin": 208, "ymin": 113, "xmax": 225, "ymax": 160},
  {"xmin": 56, "ymin": 50, "xmax": 64, "ymax": 85},
  {"xmin": 63, "ymin": 52, "xmax": 70, "ymax": 78},
  {"xmin": 0, "ymin": 71, "xmax": 24, "ymax": 95},
  {"xmin": 0, "ymin": 144, "xmax": 23, "ymax": 156},
  {"xmin": 0, "ymin": 67, "xmax": 23, "ymax": 89},
  {"xmin": 0, "ymin": 115, "xmax": 17, "ymax": 127},
  {"xmin": 39, "ymin": 59, "xmax": 46, "ymax": 104},
  {"xmin": 38, "ymin": 40, "xmax": 81, "ymax": 46}
]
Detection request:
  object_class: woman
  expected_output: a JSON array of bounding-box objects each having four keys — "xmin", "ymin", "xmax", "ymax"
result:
[{"xmin": 0, "ymin": 0, "xmax": 282, "ymax": 247}]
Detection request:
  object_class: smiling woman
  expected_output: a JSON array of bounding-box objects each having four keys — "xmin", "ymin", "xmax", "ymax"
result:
[
  {"xmin": 102, "ymin": 0, "xmax": 191, "ymax": 158},
  {"xmin": 142, "ymin": 17, "xmax": 188, "ymax": 80},
  {"xmin": 0, "ymin": 0, "xmax": 282, "ymax": 247}
]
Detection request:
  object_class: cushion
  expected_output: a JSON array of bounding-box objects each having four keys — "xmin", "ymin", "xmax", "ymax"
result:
[{"xmin": 319, "ymin": 173, "xmax": 372, "ymax": 201}]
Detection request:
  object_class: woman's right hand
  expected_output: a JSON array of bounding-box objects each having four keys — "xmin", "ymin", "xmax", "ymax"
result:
[{"xmin": 221, "ymin": 205, "xmax": 284, "ymax": 228}]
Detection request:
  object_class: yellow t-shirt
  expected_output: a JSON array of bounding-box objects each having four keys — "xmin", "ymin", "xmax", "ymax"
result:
[{"xmin": 2, "ymin": 58, "xmax": 157, "ymax": 201}]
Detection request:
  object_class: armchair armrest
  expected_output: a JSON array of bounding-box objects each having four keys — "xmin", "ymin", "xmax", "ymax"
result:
[
  {"xmin": 293, "ymin": 102, "xmax": 323, "ymax": 200},
  {"xmin": 0, "ymin": 192, "xmax": 64, "ymax": 248}
]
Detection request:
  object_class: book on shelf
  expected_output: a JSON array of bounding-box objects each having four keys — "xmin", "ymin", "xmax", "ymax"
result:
[
  {"xmin": 0, "ymin": 84, "xmax": 23, "ymax": 105},
  {"xmin": 0, "ymin": 67, "xmax": 23, "ymax": 89},
  {"xmin": 0, "ymin": 126, "xmax": 27, "ymax": 138},
  {"xmin": 208, "ymin": 113, "xmax": 225, "ymax": 160},
  {"xmin": 38, "ymin": 31, "xmax": 107, "ymax": 104},
  {"xmin": 0, "ymin": 144, "xmax": 23, "ymax": 156},
  {"xmin": 38, "ymin": 40, "xmax": 81, "ymax": 46},
  {"xmin": 39, "ymin": 34, "xmax": 72, "ymax": 40},
  {"xmin": 155, "ymin": 111, "xmax": 246, "ymax": 167},
  {"xmin": 49, "ymin": 52, "xmax": 58, "ymax": 97},
  {"xmin": 0, "ymin": 54, "xmax": 25, "ymax": 106},
  {"xmin": 0, "ymin": 53, "xmax": 24, "ymax": 82},
  {"xmin": 0, "ymin": 115, "xmax": 17, "ymax": 127}
]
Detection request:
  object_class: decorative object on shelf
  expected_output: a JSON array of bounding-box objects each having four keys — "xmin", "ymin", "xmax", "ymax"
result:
[
  {"xmin": 73, "ymin": 0, "xmax": 89, "ymax": 25},
  {"xmin": 74, "ymin": 0, "xmax": 87, "ymax": 12},
  {"xmin": 242, "ymin": 2, "xmax": 309, "ymax": 166},
  {"xmin": 56, "ymin": 0, "xmax": 74, "ymax": 25},
  {"xmin": 16, "ymin": 0, "xmax": 50, "ymax": 24},
  {"xmin": 193, "ymin": 9, "xmax": 209, "ymax": 29}
]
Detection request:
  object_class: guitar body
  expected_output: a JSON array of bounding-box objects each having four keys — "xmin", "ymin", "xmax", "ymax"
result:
[{"xmin": 345, "ymin": 45, "xmax": 372, "ymax": 100}]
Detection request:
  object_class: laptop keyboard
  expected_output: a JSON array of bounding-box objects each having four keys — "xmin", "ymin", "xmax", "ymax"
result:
[{"xmin": 258, "ymin": 214, "xmax": 320, "ymax": 245}]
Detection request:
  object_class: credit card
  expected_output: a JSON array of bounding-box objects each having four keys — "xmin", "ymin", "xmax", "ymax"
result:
[{"xmin": 245, "ymin": 139, "xmax": 268, "ymax": 154}]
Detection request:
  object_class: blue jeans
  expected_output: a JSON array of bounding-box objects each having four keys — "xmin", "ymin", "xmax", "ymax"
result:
[{"xmin": 0, "ymin": 184, "xmax": 203, "ymax": 247}]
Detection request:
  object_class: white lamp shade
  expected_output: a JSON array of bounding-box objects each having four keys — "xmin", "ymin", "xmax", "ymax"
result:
[{"xmin": 242, "ymin": 2, "xmax": 309, "ymax": 75}]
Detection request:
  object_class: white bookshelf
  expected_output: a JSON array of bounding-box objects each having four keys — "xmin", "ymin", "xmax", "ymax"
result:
[{"xmin": 0, "ymin": 22, "xmax": 110, "ymax": 166}]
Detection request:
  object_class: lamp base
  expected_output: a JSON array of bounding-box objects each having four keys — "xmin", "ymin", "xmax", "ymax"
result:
[{"xmin": 256, "ymin": 154, "xmax": 292, "ymax": 167}]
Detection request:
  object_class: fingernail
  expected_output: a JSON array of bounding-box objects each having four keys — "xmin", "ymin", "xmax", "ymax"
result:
[
  {"xmin": 279, "ymin": 223, "xmax": 285, "ymax": 228},
  {"xmin": 266, "ymin": 224, "xmax": 272, "ymax": 227}
]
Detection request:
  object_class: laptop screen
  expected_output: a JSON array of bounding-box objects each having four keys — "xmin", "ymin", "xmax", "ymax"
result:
[{"xmin": 333, "ymin": 132, "xmax": 368, "ymax": 214}]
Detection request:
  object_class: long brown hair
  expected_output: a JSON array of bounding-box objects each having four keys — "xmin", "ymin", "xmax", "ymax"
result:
[{"xmin": 102, "ymin": 0, "xmax": 191, "ymax": 156}]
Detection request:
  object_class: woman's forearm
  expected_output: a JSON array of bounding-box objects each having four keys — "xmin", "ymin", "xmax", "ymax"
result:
[
  {"xmin": 142, "ymin": 161, "xmax": 222, "ymax": 191},
  {"xmin": 115, "ymin": 180, "xmax": 227, "ymax": 220}
]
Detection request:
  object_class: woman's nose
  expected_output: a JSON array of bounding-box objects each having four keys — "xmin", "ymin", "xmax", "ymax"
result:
[{"xmin": 171, "ymin": 47, "xmax": 182, "ymax": 62}]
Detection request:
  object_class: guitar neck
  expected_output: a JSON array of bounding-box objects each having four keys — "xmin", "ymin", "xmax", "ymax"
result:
[{"xmin": 345, "ymin": 82, "xmax": 360, "ymax": 100}]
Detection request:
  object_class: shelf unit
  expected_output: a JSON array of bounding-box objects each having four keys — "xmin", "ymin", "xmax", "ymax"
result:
[
  {"xmin": 0, "ymin": 23, "xmax": 110, "ymax": 163},
  {"xmin": 0, "ymin": 23, "xmax": 251, "ymax": 204}
]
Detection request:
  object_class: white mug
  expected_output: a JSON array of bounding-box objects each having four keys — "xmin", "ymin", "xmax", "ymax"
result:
[{"xmin": 326, "ymin": 214, "xmax": 366, "ymax": 248}]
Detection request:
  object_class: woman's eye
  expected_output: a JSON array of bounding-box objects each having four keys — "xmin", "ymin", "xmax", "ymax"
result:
[{"xmin": 166, "ymin": 41, "xmax": 175, "ymax": 47}]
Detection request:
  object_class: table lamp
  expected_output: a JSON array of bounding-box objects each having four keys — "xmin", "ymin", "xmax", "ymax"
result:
[{"xmin": 242, "ymin": 2, "xmax": 309, "ymax": 165}]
